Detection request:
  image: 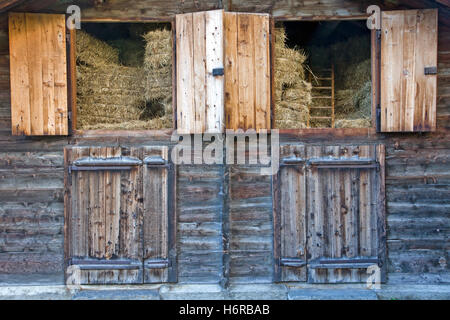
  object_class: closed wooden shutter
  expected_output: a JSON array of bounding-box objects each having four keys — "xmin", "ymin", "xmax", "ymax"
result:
[
  {"xmin": 273, "ymin": 145, "xmax": 386, "ymax": 284},
  {"xmin": 142, "ymin": 146, "xmax": 177, "ymax": 283},
  {"xmin": 65, "ymin": 146, "xmax": 176, "ymax": 284},
  {"xmin": 176, "ymin": 10, "xmax": 224, "ymax": 134},
  {"xmin": 380, "ymin": 9, "xmax": 438, "ymax": 132},
  {"xmin": 224, "ymin": 12, "xmax": 271, "ymax": 131},
  {"xmin": 273, "ymin": 145, "xmax": 307, "ymax": 282},
  {"xmin": 9, "ymin": 13, "xmax": 68, "ymax": 136}
]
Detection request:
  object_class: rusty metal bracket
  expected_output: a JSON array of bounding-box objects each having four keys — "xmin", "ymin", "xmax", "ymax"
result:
[
  {"xmin": 309, "ymin": 257, "xmax": 379, "ymax": 269},
  {"xmin": 69, "ymin": 258, "xmax": 142, "ymax": 271},
  {"xmin": 307, "ymin": 158, "xmax": 380, "ymax": 170},
  {"xmin": 144, "ymin": 258, "xmax": 170, "ymax": 269},
  {"xmin": 280, "ymin": 258, "xmax": 307, "ymax": 268},
  {"xmin": 280, "ymin": 156, "xmax": 305, "ymax": 167},
  {"xmin": 144, "ymin": 156, "xmax": 173, "ymax": 169}
]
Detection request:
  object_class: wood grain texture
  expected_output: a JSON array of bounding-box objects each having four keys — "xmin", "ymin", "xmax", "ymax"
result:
[
  {"xmin": 142, "ymin": 146, "xmax": 171, "ymax": 283},
  {"xmin": 176, "ymin": 12, "xmax": 195, "ymax": 134},
  {"xmin": 224, "ymin": 12, "xmax": 239, "ymax": 130},
  {"xmin": 66, "ymin": 146, "xmax": 144, "ymax": 284},
  {"xmin": 8, "ymin": 13, "xmax": 68, "ymax": 136},
  {"xmin": 277, "ymin": 145, "xmax": 307, "ymax": 282},
  {"xmin": 306, "ymin": 145, "xmax": 384, "ymax": 283},
  {"xmin": 224, "ymin": 12, "xmax": 271, "ymax": 131},
  {"xmin": 193, "ymin": 12, "xmax": 206, "ymax": 134},
  {"xmin": 205, "ymin": 9, "xmax": 224, "ymax": 134},
  {"xmin": 176, "ymin": 10, "xmax": 224, "ymax": 134},
  {"xmin": 381, "ymin": 9, "xmax": 438, "ymax": 132}
]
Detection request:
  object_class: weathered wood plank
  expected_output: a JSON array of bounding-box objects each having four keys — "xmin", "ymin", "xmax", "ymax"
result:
[
  {"xmin": 143, "ymin": 146, "xmax": 169, "ymax": 283},
  {"xmin": 381, "ymin": 10, "xmax": 438, "ymax": 132},
  {"xmin": 224, "ymin": 12, "xmax": 239, "ymax": 131},
  {"xmin": 193, "ymin": 12, "xmax": 206, "ymax": 134},
  {"xmin": 253, "ymin": 14, "xmax": 271, "ymax": 131},
  {"xmin": 176, "ymin": 13, "xmax": 194, "ymax": 134},
  {"xmin": 8, "ymin": 13, "xmax": 30, "ymax": 135},
  {"xmin": 205, "ymin": 10, "xmax": 224, "ymax": 134}
]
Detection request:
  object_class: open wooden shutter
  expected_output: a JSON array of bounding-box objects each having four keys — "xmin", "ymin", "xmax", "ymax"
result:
[
  {"xmin": 142, "ymin": 146, "xmax": 177, "ymax": 283},
  {"xmin": 176, "ymin": 10, "xmax": 272, "ymax": 133},
  {"xmin": 273, "ymin": 145, "xmax": 386, "ymax": 284},
  {"xmin": 176, "ymin": 10, "xmax": 224, "ymax": 134},
  {"xmin": 273, "ymin": 145, "xmax": 307, "ymax": 282},
  {"xmin": 9, "ymin": 13, "xmax": 69, "ymax": 136},
  {"xmin": 65, "ymin": 147, "xmax": 143, "ymax": 284},
  {"xmin": 224, "ymin": 12, "xmax": 271, "ymax": 131},
  {"xmin": 380, "ymin": 9, "xmax": 438, "ymax": 132}
]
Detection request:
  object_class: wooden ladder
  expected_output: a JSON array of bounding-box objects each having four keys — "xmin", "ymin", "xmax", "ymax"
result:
[{"xmin": 308, "ymin": 65, "xmax": 335, "ymax": 128}]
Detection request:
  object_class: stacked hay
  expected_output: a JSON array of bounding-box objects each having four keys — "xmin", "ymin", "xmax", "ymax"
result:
[
  {"xmin": 143, "ymin": 29, "xmax": 173, "ymax": 119},
  {"xmin": 274, "ymin": 27, "xmax": 311, "ymax": 129},
  {"xmin": 76, "ymin": 31, "xmax": 146, "ymax": 129},
  {"xmin": 334, "ymin": 60, "xmax": 372, "ymax": 127},
  {"xmin": 76, "ymin": 28, "xmax": 173, "ymax": 130},
  {"xmin": 335, "ymin": 118, "xmax": 371, "ymax": 128}
]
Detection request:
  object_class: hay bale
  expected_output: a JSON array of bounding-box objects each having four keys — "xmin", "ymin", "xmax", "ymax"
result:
[
  {"xmin": 274, "ymin": 26, "xmax": 311, "ymax": 129},
  {"xmin": 81, "ymin": 117, "xmax": 173, "ymax": 131},
  {"xmin": 108, "ymin": 38, "xmax": 145, "ymax": 67},
  {"xmin": 143, "ymin": 28, "xmax": 173, "ymax": 102},
  {"xmin": 337, "ymin": 59, "xmax": 371, "ymax": 90},
  {"xmin": 76, "ymin": 28, "xmax": 173, "ymax": 130},
  {"xmin": 335, "ymin": 119, "xmax": 371, "ymax": 128},
  {"xmin": 77, "ymin": 65, "xmax": 147, "ymax": 128},
  {"xmin": 76, "ymin": 31, "xmax": 119, "ymax": 67}
]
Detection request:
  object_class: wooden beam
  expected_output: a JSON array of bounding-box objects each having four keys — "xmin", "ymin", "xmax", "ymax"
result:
[
  {"xmin": 0, "ymin": 0, "xmax": 60, "ymax": 13},
  {"xmin": 0, "ymin": 0, "xmax": 27, "ymax": 13},
  {"xmin": 436, "ymin": 0, "xmax": 450, "ymax": 7}
]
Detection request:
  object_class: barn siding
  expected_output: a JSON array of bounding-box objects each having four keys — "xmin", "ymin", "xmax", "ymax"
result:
[{"xmin": 0, "ymin": 1, "xmax": 449, "ymax": 285}]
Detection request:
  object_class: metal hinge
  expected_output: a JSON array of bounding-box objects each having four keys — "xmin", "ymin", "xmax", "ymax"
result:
[
  {"xmin": 376, "ymin": 29, "xmax": 381, "ymax": 40},
  {"xmin": 144, "ymin": 156, "xmax": 173, "ymax": 170},
  {"xmin": 376, "ymin": 105, "xmax": 381, "ymax": 133},
  {"xmin": 279, "ymin": 258, "xmax": 306, "ymax": 268},
  {"xmin": 144, "ymin": 258, "xmax": 170, "ymax": 269}
]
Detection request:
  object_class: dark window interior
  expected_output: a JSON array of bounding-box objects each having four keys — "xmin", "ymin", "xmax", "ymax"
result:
[{"xmin": 274, "ymin": 20, "xmax": 372, "ymax": 129}]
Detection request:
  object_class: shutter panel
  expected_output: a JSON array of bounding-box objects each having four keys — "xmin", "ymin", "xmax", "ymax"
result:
[
  {"xmin": 306, "ymin": 145, "xmax": 385, "ymax": 283},
  {"xmin": 65, "ymin": 147, "xmax": 144, "ymax": 285},
  {"xmin": 176, "ymin": 11, "xmax": 271, "ymax": 133},
  {"xmin": 142, "ymin": 146, "xmax": 177, "ymax": 283},
  {"xmin": 273, "ymin": 145, "xmax": 307, "ymax": 282},
  {"xmin": 380, "ymin": 9, "xmax": 438, "ymax": 132},
  {"xmin": 176, "ymin": 10, "xmax": 224, "ymax": 134},
  {"xmin": 9, "ymin": 13, "xmax": 68, "ymax": 136},
  {"xmin": 224, "ymin": 12, "xmax": 271, "ymax": 131},
  {"xmin": 274, "ymin": 144, "xmax": 386, "ymax": 284}
]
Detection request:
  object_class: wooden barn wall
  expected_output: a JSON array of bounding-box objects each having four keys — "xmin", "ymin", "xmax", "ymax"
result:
[{"xmin": 0, "ymin": 1, "xmax": 449, "ymax": 284}]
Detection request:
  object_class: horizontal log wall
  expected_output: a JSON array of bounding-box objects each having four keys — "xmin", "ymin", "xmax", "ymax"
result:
[{"xmin": 0, "ymin": 0, "xmax": 449, "ymax": 284}]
